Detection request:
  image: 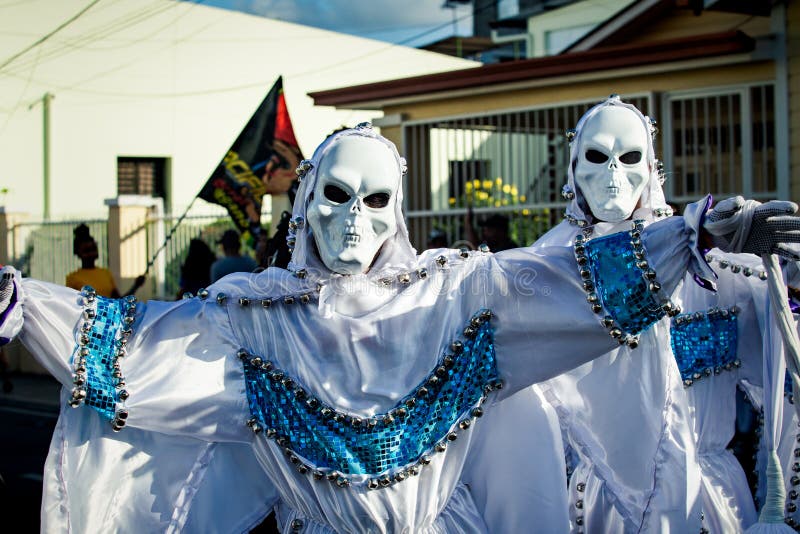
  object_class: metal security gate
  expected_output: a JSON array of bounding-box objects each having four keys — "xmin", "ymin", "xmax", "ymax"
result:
[
  {"xmin": 661, "ymin": 83, "xmax": 777, "ymax": 204},
  {"xmin": 402, "ymin": 95, "xmax": 652, "ymax": 250}
]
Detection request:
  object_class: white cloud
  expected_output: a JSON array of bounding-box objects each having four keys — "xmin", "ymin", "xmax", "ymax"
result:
[{"xmin": 195, "ymin": 0, "xmax": 472, "ymax": 45}]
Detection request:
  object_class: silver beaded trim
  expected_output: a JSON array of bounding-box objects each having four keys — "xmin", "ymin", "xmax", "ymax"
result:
[
  {"xmin": 73, "ymin": 286, "xmax": 135, "ymax": 432},
  {"xmin": 204, "ymin": 249, "xmax": 488, "ymax": 309},
  {"xmin": 573, "ymin": 480, "xmax": 586, "ymax": 531},
  {"xmin": 787, "ymin": 427, "xmax": 800, "ymax": 526},
  {"xmin": 573, "ymin": 220, "xmax": 679, "ymax": 349},
  {"xmin": 565, "ymin": 212, "xmax": 589, "ymax": 228},
  {"xmin": 705, "ymin": 254, "xmax": 767, "ymax": 280}
]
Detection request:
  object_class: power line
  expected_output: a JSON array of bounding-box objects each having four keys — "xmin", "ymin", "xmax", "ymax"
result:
[
  {"xmin": 0, "ymin": 0, "xmax": 497, "ymax": 100},
  {"xmin": 2, "ymin": 0, "xmax": 181, "ymax": 77},
  {"xmin": 0, "ymin": 0, "xmax": 103, "ymax": 73}
]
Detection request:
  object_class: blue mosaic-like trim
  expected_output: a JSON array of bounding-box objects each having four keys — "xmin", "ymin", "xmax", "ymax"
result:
[
  {"xmin": 670, "ymin": 306, "xmax": 739, "ymax": 387},
  {"xmin": 242, "ymin": 309, "xmax": 500, "ymax": 489},
  {"xmin": 70, "ymin": 287, "xmax": 136, "ymax": 431},
  {"xmin": 575, "ymin": 221, "xmax": 677, "ymax": 348}
]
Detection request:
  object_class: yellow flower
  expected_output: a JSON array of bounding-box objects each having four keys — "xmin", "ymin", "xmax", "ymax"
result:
[
  {"xmin": 494, "ymin": 200, "xmax": 501, "ymax": 207},
  {"xmin": 502, "ymin": 184, "xmax": 511, "ymax": 194},
  {"xmin": 482, "ymin": 180, "xmax": 493, "ymax": 190},
  {"xmin": 520, "ymin": 195, "xmax": 527, "ymax": 202},
  {"xmin": 510, "ymin": 185, "xmax": 518, "ymax": 196},
  {"xmin": 472, "ymin": 179, "xmax": 481, "ymax": 189},
  {"xmin": 522, "ymin": 209, "xmax": 531, "ymax": 216},
  {"xmin": 448, "ymin": 197, "xmax": 456, "ymax": 206},
  {"xmin": 465, "ymin": 182, "xmax": 473, "ymax": 192},
  {"xmin": 476, "ymin": 191, "xmax": 489, "ymax": 201},
  {"xmin": 495, "ymin": 177, "xmax": 503, "ymax": 185}
]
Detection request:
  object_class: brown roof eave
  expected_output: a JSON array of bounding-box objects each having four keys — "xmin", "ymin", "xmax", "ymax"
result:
[{"xmin": 310, "ymin": 30, "xmax": 755, "ymax": 108}]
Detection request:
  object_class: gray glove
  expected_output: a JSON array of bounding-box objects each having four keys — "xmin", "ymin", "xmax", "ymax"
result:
[
  {"xmin": 0, "ymin": 268, "xmax": 14, "ymax": 315},
  {"xmin": 704, "ymin": 196, "xmax": 800, "ymax": 260}
]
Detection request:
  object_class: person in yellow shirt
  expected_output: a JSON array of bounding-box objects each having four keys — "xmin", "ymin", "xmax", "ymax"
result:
[{"xmin": 66, "ymin": 224, "xmax": 144, "ymax": 298}]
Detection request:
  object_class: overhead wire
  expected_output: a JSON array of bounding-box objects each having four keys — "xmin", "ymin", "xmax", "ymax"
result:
[
  {"xmin": 1, "ymin": 0, "xmax": 183, "ymax": 77},
  {"xmin": 0, "ymin": 0, "xmax": 495, "ymax": 101},
  {"xmin": 0, "ymin": 0, "xmax": 103, "ymax": 73}
]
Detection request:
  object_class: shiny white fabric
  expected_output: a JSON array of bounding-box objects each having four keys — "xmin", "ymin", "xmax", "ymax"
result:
[
  {"xmin": 0, "ymin": 126, "xmax": 712, "ymax": 533},
  {"xmin": 676, "ymin": 253, "xmax": 775, "ymax": 533},
  {"xmin": 0, "ymin": 214, "xmax": 701, "ymax": 533},
  {"xmin": 539, "ymin": 97, "xmax": 701, "ymax": 531},
  {"xmin": 538, "ymin": 216, "xmax": 704, "ymax": 533}
]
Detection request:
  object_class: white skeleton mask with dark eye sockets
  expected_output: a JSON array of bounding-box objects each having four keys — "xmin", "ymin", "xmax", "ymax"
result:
[
  {"xmin": 573, "ymin": 105, "xmax": 651, "ymax": 223},
  {"xmin": 306, "ymin": 135, "xmax": 400, "ymax": 275}
]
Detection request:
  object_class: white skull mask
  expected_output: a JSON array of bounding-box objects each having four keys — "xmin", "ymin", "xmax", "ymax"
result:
[
  {"xmin": 306, "ymin": 136, "xmax": 400, "ymax": 275},
  {"xmin": 573, "ymin": 106, "xmax": 650, "ymax": 223}
]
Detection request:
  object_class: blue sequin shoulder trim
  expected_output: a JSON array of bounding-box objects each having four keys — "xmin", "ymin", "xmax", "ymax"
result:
[
  {"xmin": 241, "ymin": 309, "xmax": 501, "ymax": 490},
  {"xmin": 670, "ymin": 306, "xmax": 739, "ymax": 387},
  {"xmin": 574, "ymin": 221, "xmax": 678, "ymax": 348},
  {"xmin": 70, "ymin": 287, "xmax": 137, "ymax": 430}
]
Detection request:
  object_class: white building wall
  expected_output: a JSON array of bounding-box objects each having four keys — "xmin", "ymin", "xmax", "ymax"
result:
[{"xmin": 0, "ymin": 0, "xmax": 477, "ymax": 219}]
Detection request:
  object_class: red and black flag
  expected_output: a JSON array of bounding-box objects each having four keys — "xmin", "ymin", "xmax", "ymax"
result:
[{"xmin": 198, "ymin": 76, "xmax": 303, "ymax": 243}]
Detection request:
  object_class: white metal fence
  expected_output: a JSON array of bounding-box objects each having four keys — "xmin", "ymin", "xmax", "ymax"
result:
[
  {"xmin": 8, "ymin": 219, "xmax": 108, "ymax": 284},
  {"xmin": 402, "ymin": 95, "xmax": 652, "ymax": 248},
  {"xmin": 5, "ymin": 212, "xmax": 263, "ymax": 300}
]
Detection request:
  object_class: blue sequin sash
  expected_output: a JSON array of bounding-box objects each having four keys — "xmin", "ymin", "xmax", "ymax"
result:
[
  {"xmin": 71, "ymin": 292, "xmax": 136, "ymax": 427},
  {"xmin": 583, "ymin": 231, "xmax": 666, "ymax": 335},
  {"xmin": 242, "ymin": 309, "xmax": 500, "ymax": 487},
  {"xmin": 670, "ymin": 307, "xmax": 739, "ymax": 386}
]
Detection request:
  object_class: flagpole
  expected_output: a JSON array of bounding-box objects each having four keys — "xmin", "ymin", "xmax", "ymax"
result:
[{"xmin": 141, "ymin": 195, "xmax": 199, "ymax": 277}]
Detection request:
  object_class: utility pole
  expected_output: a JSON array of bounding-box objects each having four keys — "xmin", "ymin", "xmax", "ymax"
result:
[{"xmin": 29, "ymin": 92, "xmax": 54, "ymax": 220}]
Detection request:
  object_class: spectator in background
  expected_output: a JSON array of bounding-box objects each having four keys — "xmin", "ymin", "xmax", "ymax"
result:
[
  {"xmin": 176, "ymin": 239, "xmax": 217, "ymax": 299},
  {"xmin": 464, "ymin": 206, "xmax": 519, "ymax": 252},
  {"xmin": 210, "ymin": 229, "xmax": 257, "ymax": 282},
  {"xmin": 66, "ymin": 224, "xmax": 144, "ymax": 298},
  {"xmin": 426, "ymin": 228, "xmax": 448, "ymax": 250}
]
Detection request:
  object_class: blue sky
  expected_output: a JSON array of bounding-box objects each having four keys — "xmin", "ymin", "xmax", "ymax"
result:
[{"xmin": 184, "ymin": 0, "xmax": 474, "ymax": 47}]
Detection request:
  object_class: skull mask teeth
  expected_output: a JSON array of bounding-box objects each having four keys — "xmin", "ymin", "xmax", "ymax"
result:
[
  {"xmin": 573, "ymin": 105, "xmax": 651, "ymax": 223},
  {"xmin": 306, "ymin": 136, "xmax": 400, "ymax": 275}
]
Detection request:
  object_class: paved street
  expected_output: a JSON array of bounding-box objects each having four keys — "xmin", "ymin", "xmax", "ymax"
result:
[{"xmin": 0, "ymin": 373, "xmax": 60, "ymax": 533}]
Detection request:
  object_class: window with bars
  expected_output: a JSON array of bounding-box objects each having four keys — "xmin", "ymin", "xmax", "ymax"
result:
[
  {"xmin": 662, "ymin": 84, "xmax": 776, "ymax": 203},
  {"xmin": 117, "ymin": 157, "xmax": 168, "ymax": 200}
]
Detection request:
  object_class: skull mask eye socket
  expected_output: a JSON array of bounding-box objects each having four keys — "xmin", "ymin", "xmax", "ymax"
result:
[
  {"xmin": 619, "ymin": 150, "xmax": 642, "ymax": 164},
  {"xmin": 585, "ymin": 149, "xmax": 608, "ymax": 164},
  {"xmin": 363, "ymin": 192, "xmax": 390, "ymax": 208},
  {"xmin": 324, "ymin": 184, "xmax": 351, "ymax": 204}
]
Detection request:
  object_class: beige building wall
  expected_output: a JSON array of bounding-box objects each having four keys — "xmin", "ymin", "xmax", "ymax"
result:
[
  {"xmin": 789, "ymin": 0, "xmax": 800, "ymax": 199},
  {"xmin": 383, "ymin": 61, "xmax": 775, "ymax": 131}
]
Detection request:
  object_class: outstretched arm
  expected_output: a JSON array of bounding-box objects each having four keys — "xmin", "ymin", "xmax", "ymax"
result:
[
  {"xmin": 487, "ymin": 196, "xmax": 800, "ymax": 396},
  {"xmin": 0, "ymin": 268, "xmax": 251, "ymax": 442}
]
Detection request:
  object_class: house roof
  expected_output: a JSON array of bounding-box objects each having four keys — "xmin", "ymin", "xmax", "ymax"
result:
[
  {"xmin": 309, "ymin": 30, "xmax": 756, "ymax": 109},
  {"xmin": 564, "ymin": 0, "xmax": 673, "ymax": 52}
]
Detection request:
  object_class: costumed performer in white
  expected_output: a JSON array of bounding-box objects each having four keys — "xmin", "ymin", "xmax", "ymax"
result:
[
  {"xmin": 536, "ymin": 95, "xmax": 703, "ymax": 533},
  {"xmin": 538, "ymin": 95, "xmax": 793, "ymax": 533},
  {"xmin": 0, "ymin": 124, "xmax": 797, "ymax": 533}
]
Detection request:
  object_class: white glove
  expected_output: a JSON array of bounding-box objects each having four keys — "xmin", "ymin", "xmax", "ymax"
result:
[{"xmin": 703, "ymin": 196, "xmax": 800, "ymax": 260}]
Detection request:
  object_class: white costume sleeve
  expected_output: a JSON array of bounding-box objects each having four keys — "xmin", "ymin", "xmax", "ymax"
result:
[
  {"xmin": 0, "ymin": 275, "xmax": 251, "ymax": 443},
  {"xmin": 487, "ymin": 211, "xmax": 711, "ymax": 395}
]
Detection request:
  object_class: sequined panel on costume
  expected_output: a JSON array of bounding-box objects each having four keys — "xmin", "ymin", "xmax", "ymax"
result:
[
  {"xmin": 584, "ymin": 231, "xmax": 665, "ymax": 334},
  {"xmin": 670, "ymin": 308, "xmax": 739, "ymax": 384},
  {"xmin": 242, "ymin": 309, "xmax": 499, "ymax": 485},
  {"xmin": 74, "ymin": 296, "xmax": 131, "ymax": 421}
]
